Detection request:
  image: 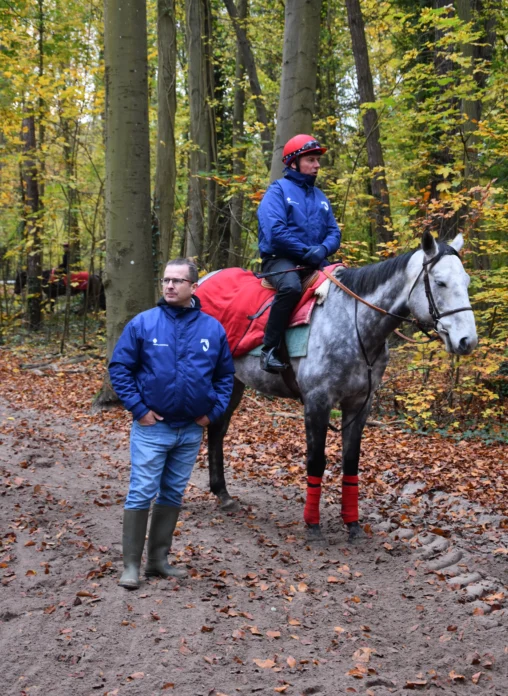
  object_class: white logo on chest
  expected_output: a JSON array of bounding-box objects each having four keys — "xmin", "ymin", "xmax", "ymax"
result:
[
  {"xmin": 287, "ymin": 197, "xmax": 299, "ymax": 205},
  {"xmin": 201, "ymin": 339, "xmax": 210, "ymax": 352}
]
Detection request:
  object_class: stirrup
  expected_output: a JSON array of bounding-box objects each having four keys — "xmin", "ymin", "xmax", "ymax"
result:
[{"xmin": 260, "ymin": 346, "xmax": 288, "ymax": 374}]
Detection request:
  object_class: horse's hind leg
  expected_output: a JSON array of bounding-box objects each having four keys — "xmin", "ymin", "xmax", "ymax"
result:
[
  {"xmin": 207, "ymin": 379, "xmax": 245, "ymax": 512},
  {"xmin": 303, "ymin": 400, "xmax": 331, "ymax": 543},
  {"xmin": 341, "ymin": 397, "xmax": 372, "ymax": 543}
]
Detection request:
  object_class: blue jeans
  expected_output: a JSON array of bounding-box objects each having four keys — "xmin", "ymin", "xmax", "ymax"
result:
[{"xmin": 125, "ymin": 420, "xmax": 203, "ymax": 510}]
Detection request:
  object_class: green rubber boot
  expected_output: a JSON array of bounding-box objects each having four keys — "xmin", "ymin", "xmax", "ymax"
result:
[
  {"xmin": 145, "ymin": 504, "xmax": 187, "ymax": 579},
  {"xmin": 118, "ymin": 508, "xmax": 149, "ymax": 590}
]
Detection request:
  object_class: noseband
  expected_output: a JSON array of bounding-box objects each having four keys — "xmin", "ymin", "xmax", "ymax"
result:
[{"xmin": 407, "ymin": 247, "xmax": 474, "ymax": 331}]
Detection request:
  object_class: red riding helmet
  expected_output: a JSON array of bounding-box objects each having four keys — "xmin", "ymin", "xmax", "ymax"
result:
[{"xmin": 282, "ymin": 134, "xmax": 327, "ymax": 166}]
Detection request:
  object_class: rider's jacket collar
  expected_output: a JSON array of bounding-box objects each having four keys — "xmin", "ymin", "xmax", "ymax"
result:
[{"xmin": 283, "ymin": 167, "xmax": 317, "ymax": 189}]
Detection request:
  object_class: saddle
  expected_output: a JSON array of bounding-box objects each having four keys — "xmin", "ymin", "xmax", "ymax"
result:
[{"xmin": 196, "ymin": 266, "xmax": 342, "ymax": 359}]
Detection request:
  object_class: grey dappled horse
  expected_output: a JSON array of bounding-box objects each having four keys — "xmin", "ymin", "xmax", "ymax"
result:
[{"xmin": 205, "ymin": 232, "xmax": 478, "ymax": 542}]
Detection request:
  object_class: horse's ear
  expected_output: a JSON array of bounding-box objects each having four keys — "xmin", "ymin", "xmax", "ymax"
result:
[
  {"xmin": 421, "ymin": 230, "xmax": 438, "ymax": 258},
  {"xmin": 449, "ymin": 233, "xmax": 464, "ymax": 253}
]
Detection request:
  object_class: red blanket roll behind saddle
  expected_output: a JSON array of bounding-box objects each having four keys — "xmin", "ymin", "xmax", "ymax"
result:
[
  {"xmin": 49, "ymin": 270, "xmax": 90, "ymax": 292},
  {"xmin": 196, "ymin": 265, "xmax": 341, "ymax": 357}
]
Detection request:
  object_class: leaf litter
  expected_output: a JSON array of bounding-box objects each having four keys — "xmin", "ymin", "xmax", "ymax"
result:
[{"xmin": 0, "ymin": 346, "xmax": 506, "ymax": 694}]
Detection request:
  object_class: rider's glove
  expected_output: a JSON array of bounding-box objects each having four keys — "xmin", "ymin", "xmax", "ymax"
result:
[{"xmin": 302, "ymin": 245, "xmax": 327, "ymax": 268}]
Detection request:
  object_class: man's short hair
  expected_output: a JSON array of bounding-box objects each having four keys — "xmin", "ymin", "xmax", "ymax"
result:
[{"xmin": 165, "ymin": 258, "xmax": 199, "ymax": 284}]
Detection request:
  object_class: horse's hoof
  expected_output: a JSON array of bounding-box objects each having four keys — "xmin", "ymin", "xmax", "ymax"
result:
[
  {"xmin": 347, "ymin": 521, "xmax": 365, "ymax": 544},
  {"xmin": 306, "ymin": 523, "xmax": 325, "ymax": 544},
  {"xmin": 218, "ymin": 494, "xmax": 240, "ymax": 512}
]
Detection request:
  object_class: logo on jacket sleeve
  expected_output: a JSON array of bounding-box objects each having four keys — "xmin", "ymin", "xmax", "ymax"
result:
[
  {"xmin": 201, "ymin": 338, "xmax": 210, "ymax": 352},
  {"xmin": 320, "ymin": 201, "xmax": 329, "ymax": 212}
]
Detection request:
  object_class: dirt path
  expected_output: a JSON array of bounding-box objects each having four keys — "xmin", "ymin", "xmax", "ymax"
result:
[{"xmin": 1, "ymin": 393, "xmax": 507, "ymax": 696}]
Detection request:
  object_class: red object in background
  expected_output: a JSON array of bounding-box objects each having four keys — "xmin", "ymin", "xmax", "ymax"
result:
[{"xmin": 49, "ymin": 269, "xmax": 90, "ymax": 292}]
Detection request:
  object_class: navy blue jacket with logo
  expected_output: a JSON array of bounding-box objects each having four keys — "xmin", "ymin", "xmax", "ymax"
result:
[
  {"xmin": 109, "ymin": 296, "xmax": 235, "ymax": 426},
  {"xmin": 258, "ymin": 168, "xmax": 341, "ymax": 262}
]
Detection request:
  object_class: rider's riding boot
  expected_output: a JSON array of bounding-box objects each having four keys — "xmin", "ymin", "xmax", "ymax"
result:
[
  {"xmin": 118, "ymin": 508, "xmax": 150, "ymax": 590},
  {"xmin": 145, "ymin": 504, "xmax": 187, "ymax": 579},
  {"xmin": 260, "ymin": 346, "xmax": 288, "ymax": 374}
]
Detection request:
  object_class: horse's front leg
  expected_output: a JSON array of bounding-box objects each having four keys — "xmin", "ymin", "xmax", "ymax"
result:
[
  {"xmin": 340, "ymin": 396, "xmax": 372, "ymax": 543},
  {"xmin": 207, "ymin": 379, "xmax": 245, "ymax": 512},
  {"xmin": 303, "ymin": 401, "xmax": 331, "ymax": 543}
]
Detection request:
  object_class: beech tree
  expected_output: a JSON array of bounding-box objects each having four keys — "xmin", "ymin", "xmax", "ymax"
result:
[
  {"xmin": 154, "ymin": 0, "xmax": 177, "ymax": 269},
  {"xmin": 21, "ymin": 115, "xmax": 42, "ymax": 330},
  {"xmin": 185, "ymin": 0, "xmax": 208, "ymax": 259},
  {"xmin": 270, "ymin": 0, "xmax": 323, "ymax": 182},
  {"xmin": 102, "ymin": 0, "xmax": 153, "ymax": 365},
  {"xmin": 345, "ymin": 0, "xmax": 392, "ymax": 244}
]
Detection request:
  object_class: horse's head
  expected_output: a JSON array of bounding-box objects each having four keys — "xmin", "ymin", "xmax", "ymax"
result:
[
  {"xmin": 14, "ymin": 270, "xmax": 26, "ymax": 294},
  {"xmin": 408, "ymin": 231, "xmax": 478, "ymax": 356}
]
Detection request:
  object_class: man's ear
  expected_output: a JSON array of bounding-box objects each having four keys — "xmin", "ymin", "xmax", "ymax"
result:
[{"xmin": 421, "ymin": 229, "xmax": 438, "ymax": 259}]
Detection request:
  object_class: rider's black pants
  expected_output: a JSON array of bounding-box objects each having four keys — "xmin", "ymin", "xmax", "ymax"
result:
[{"xmin": 262, "ymin": 257, "xmax": 313, "ymax": 349}]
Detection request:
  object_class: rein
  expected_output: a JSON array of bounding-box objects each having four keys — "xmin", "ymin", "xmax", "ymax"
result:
[
  {"xmin": 323, "ymin": 249, "xmax": 474, "ymax": 431},
  {"xmin": 322, "ymin": 268, "xmax": 435, "ymax": 342}
]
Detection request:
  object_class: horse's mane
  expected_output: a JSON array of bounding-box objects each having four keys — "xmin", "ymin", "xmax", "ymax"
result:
[
  {"xmin": 335, "ymin": 242, "xmax": 456, "ymax": 296},
  {"xmin": 335, "ymin": 242, "xmax": 454, "ymax": 295},
  {"xmin": 335, "ymin": 250, "xmax": 415, "ymax": 296}
]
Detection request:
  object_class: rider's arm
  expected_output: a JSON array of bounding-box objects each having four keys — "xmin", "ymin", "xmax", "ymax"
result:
[
  {"xmin": 258, "ymin": 184, "xmax": 308, "ymax": 260},
  {"xmin": 321, "ymin": 201, "xmax": 342, "ymax": 257}
]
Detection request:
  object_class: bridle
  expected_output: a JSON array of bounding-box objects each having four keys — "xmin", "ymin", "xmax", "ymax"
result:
[
  {"xmin": 324, "ymin": 246, "xmax": 474, "ymax": 340},
  {"xmin": 407, "ymin": 247, "xmax": 474, "ymax": 331}
]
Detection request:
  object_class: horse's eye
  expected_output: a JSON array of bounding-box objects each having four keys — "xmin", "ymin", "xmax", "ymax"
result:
[{"xmin": 435, "ymin": 280, "xmax": 447, "ymax": 288}]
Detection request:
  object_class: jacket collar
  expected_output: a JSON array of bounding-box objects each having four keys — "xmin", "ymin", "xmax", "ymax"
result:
[
  {"xmin": 283, "ymin": 167, "xmax": 316, "ymax": 188},
  {"xmin": 157, "ymin": 295, "xmax": 201, "ymax": 316}
]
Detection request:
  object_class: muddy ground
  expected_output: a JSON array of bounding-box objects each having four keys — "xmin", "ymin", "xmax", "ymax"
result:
[{"xmin": 1, "ymin": 367, "xmax": 507, "ymax": 696}]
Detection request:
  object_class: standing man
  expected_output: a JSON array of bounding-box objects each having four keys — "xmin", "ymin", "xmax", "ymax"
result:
[
  {"xmin": 258, "ymin": 135, "xmax": 341, "ymax": 373},
  {"xmin": 109, "ymin": 258, "xmax": 235, "ymax": 589}
]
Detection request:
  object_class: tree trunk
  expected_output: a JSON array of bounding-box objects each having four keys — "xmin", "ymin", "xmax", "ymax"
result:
[
  {"xmin": 223, "ymin": 0, "xmax": 272, "ymax": 170},
  {"xmin": 204, "ymin": 0, "xmax": 219, "ymax": 262},
  {"xmin": 430, "ymin": 0, "xmax": 459, "ymax": 241},
  {"xmin": 269, "ymin": 0, "xmax": 323, "ymax": 182},
  {"xmin": 185, "ymin": 0, "xmax": 208, "ymax": 260},
  {"xmin": 102, "ymin": 0, "xmax": 153, "ymax": 365},
  {"xmin": 61, "ymin": 117, "xmax": 81, "ymax": 265},
  {"xmin": 345, "ymin": 0, "xmax": 392, "ymax": 244},
  {"xmin": 228, "ymin": 0, "xmax": 247, "ymax": 267},
  {"xmin": 21, "ymin": 115, "xmax": 42, "ymax": 330},
  {"xmin": 154, "ymin": 0, "xmax": 177, "ymax": 268},
  {"xmin": 456, "ymin": 0, "xmax": 496, "ymax": 270}
]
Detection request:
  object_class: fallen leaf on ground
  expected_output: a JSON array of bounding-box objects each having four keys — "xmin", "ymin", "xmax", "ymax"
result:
[
  {"xmin": 405, "ymin": 680, "xmax": 427, "ymax": 689},
  {"xmin": 449, "ymin": 670, "xmax": 465, "ymax": 681},
  {"xmin": 253, "ymin": 658, "xmax": 276, "ymax": 669}
]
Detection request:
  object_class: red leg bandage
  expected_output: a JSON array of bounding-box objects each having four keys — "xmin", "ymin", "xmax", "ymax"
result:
[
  {"xmin": 341, "ymin": 475, "xmax": 359, "ymax": 524},
  {"xmin": 304, "ymin": 475, "xmax": 322, "ymax": 526}
]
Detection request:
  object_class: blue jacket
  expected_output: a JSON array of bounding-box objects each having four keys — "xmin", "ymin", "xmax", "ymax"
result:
[
  {"xmin": 258, "ymin": 168, "xmax": 341, "ymax": 262},
  {"xmin": 109, "ymin": 297, "xmax": 235, "ymax": 426}
]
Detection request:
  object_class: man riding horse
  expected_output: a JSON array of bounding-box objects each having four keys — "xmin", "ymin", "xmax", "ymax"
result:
[{"xmin": 258, "ymin": 134, "xmax": 342, "ymax": 373}]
